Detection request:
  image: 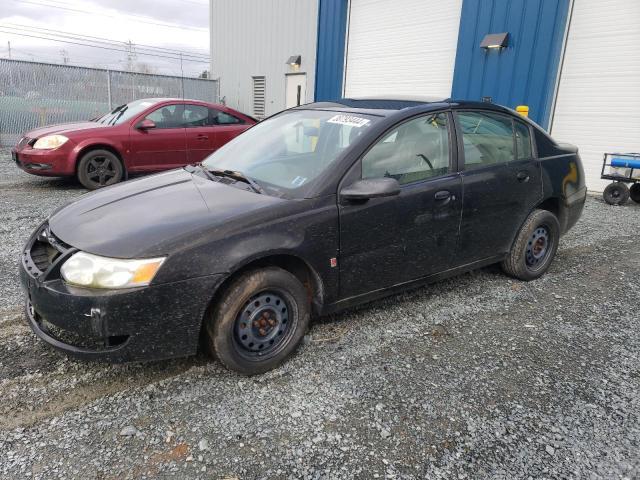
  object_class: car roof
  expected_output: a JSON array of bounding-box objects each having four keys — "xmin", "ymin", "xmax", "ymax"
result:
[
  {"xmin": 130, "ymin": 97, "xmax": 223, "ymax": 106},
  {"xmin": 300, "ymin": 96, "xmax": 517, "ymax": 117}
]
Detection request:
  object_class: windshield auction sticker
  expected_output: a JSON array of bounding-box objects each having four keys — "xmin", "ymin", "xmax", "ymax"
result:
[{"xmin": 327, "ymin": 114, "xmax": 371, "ymax": 128}]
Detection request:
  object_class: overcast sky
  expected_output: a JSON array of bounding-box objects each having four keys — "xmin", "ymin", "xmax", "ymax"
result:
[{"xmin": 0, "ymin": 0, "xmax": 210, "ymax": 77}]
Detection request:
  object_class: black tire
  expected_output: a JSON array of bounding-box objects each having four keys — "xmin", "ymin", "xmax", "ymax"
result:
[
  {"xmin": 629, "ymin": 183, "xmax": 640, "ymax": 204},
  {"xmin": 603, "ymin": 182, "xmax": 630, "ymax": 206},
  {"xmin": 501, "ymin": 209, "xmax": 560, "ymax": 281},
  {"xmin": 205, "ymin": 267, "xmax": 310, "ymax": 375},
  {"xmin": 77, "ymin": 149, "xmax": 124, "ymax": 190}
]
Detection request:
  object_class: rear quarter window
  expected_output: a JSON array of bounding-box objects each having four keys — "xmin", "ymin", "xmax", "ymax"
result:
[{"xmin": 514, "ymin": 121, "xmax": 533, "ymax": 160}]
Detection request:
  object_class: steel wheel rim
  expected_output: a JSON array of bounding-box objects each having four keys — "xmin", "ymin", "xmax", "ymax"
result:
[
  {"xmin": 525, "ymin": 225, "xmax": 551, "ymax": 271},
  {"xmin": 233, "ymin": 291, "xmax": 295, "ymax": 359},
  {"xmin": 86, "ymin": 156, "xmax": 117, "ymax": 186}
]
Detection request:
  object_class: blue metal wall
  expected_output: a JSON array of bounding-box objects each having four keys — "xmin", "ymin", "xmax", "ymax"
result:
[
  {"xmin": 314, "ymin": 0, "xmax": 349, "ymax": 101},
  {"xmin": 451, "ymin": 0, "xmax": 570, "ymax": 128}
]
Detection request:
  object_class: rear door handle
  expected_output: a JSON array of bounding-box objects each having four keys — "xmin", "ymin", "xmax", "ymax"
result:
[
  {"xmin": 196, "ymin": 134, "xmax": 208, "ymax": 140},
  {"xmin": 434, "ymin": 190, "xmax": 453, "ymax": 201},
  {"xmin": 516, "ymin": 171, "xmax": 530, "ymax": 183}
]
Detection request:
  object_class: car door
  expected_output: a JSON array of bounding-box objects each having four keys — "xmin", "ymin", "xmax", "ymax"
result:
[
  {"xmin": 209, "ymin": 108, "xmax": 252, "ymax": 150},
  {"xmin": 129, "ymin": 104, "xmax": 187, "ymax": 170},
  {"xmin": 184, "ymin": 104, "xmax": 215, "ymax": 163},
  {"xmin": 338, "ymin": 111, "xmax": 463, "ymax": 299},
  {"xmin": 453, "ymin": 110, "xmax": 542, "ymax": 264}
]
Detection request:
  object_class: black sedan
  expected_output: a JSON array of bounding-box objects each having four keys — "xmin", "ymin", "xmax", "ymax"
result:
[{"xmin": 20, "ymin": 97, "xmax": 587, "ymax": 374}]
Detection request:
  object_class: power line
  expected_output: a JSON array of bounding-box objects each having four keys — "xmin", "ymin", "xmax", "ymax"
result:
[
  {"xmin": 9, "ymin": 43, "xmax": 118, "ymax": 64},
  {"xmin": 1, "ymin": 49, "xmax": 203, "ymax": 75},
  {"xmin": 9, "ymin": 0, "xmax": 209, "ymax": 32},
  {"xmin": 1, "ymin": 24, "xmax": 210, "ymax": 60},
  {"xmin": 0, "ymin": 28, "xmax": 210, "ymax": 63}
]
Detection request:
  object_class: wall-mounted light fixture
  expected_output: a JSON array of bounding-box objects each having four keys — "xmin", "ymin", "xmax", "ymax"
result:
[
  {"xmin": 480, "ymin": 32, "xmax": 509, "ymax": 50},
  {"xmin": 286, "ymin": 55, "xmax": 302, "ymax": 67}
]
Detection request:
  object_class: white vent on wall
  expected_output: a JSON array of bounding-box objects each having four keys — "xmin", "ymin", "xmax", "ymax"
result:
[{"xmin": 252, "ymin": 76, "xmax": 266, "ymax": 119}]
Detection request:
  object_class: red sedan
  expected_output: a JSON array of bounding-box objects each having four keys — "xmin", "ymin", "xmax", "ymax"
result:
[{"xmin": 11, "ymin": 98, "xmax": 256, "ymax": 189}]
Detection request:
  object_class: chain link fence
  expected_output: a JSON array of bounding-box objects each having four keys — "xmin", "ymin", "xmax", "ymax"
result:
[{"xmin": 0, "ymin": 58, "xmax": 219, "ymax": 147}]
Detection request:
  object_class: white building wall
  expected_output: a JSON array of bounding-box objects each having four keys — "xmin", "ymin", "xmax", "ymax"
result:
[
  {"xmin": 210, "ymin": 0, "xmax": 319, "ymax": 117},
  {"xmin": 550, "ymin": 0, "xmax": 640, "ymax": 192}
]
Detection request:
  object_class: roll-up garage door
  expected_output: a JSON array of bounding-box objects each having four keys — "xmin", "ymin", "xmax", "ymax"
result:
[
  {"xmin": 550, "ymin": 1, "xmax": 640, "ymax": 192},
  {"xmin": 343, "ymin": 0, "xmax": 463, "ymax": 98}
]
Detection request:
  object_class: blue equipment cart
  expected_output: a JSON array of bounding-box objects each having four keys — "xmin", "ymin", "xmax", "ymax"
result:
[{"xmin": 601, "ymin": 153, "xmax": 640, "ymax": 205}]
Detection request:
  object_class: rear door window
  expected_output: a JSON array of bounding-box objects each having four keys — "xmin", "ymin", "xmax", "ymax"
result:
[
  {"xmin": 183, "ymin": 104, "xmax": 210, "ymax": 127},
  {"xmin": 211, "ymin": 109, "xmax": 244, "ymax": 125},
  {"xmin": 458, "ymin": 112, "xmax": 515, "ymax": 169}
]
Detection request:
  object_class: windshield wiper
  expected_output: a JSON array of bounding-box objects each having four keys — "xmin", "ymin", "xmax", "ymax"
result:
[
  {"xmin": 95, "ymin": 104, "xmax": 126, "ymax": 124},
  {"xmin": 108, "ymin": 105, "xmax": 128, "ymax": 125},
  {"xmin": 203, "ymin": 167, "xmax": 264, "ymax": 194}
]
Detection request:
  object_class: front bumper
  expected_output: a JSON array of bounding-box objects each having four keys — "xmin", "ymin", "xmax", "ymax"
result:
[
  {"xmin": 12, "ymin": 140, "xmax": 76, "ymax": 176},
  {"xmin": 20, "ymin": 224, "xmax": 224, "ymax": 362}
]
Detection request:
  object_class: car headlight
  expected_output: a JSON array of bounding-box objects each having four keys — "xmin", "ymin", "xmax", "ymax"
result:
[
  {"xmin": 60, "ymin": 251, "xmax": 165, "ymax": 289},
  {"xmin": 32, "ymin": 135, "xmax": 69, "ymax": 150}
]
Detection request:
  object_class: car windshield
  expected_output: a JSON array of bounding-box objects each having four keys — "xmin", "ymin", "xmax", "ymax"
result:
[
  {"xmin": 94, "ymin": 99, "xmax": 160, "ymax": 125},
  {"xmin": 202, "ymin": 109, "xmax": 379, "ymax": 198}
]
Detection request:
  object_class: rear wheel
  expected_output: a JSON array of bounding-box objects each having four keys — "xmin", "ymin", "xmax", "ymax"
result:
[
  {"xmin": 629, "ymin": 183, "xmax": 640, "ymax": 204},
  {"xmin": 77, "ymin": 149, "xmax": 123, "ymax": 190},
  {"xmin": 501, "ymin": 209, "xmax": 560, "ymax": 281},
  {"xmin": 205, "ymin": 267, "xmax": 310, "ymax": 375},
  {"xmin": 603, "ymin": 182, "xmax": 630, "ymax": 206}
]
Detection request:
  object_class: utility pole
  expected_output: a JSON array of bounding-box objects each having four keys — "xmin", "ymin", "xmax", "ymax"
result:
[
  {"xmin": 179, "ymin": 52, "xmax": 185, "ymax": 99},
  {"xmin": 60, "ymin": 49, "xmax": 69, "ymax": 65},
  {"xmin": 125, "ymin": 40, "xmax": 137, "ymax": 71},
  {"xmin": 7, "ymin": 41, "xmax": 13, "ymax": 94}
]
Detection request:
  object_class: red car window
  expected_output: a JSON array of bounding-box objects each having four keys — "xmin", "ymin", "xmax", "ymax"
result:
[{"xmin": 145, "ymin": 105, "xmax": 185, "ymax": 129}]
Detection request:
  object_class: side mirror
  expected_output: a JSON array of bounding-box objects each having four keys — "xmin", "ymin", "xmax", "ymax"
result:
[
  {"xmin": 340, "ymin": 178, "xmax": 401, "ymax": 201},
  {"xmin": 136, "ymin": 119, "xmax": 156, "ymax": 130}
]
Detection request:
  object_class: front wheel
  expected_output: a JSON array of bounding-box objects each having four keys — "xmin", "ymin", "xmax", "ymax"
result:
[
  {"xmin": 205, "ymin": 267, "xmax": 310, "ymax": 375},
  {"xmin": 501, "ymin": 209, "xmax": 560, "ymax": 281},
  {"xmin": 77, "ymin": 149, "xmax": 124, "ymax": 190}
]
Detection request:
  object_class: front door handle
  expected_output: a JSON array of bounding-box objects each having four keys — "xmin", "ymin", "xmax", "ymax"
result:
[
  {"xmin": 516, "ymin": 171, "xmax": 530, "ymax": 183},
  {"xmin": 196, "ymin": 134, "xmax": 208, "ymax": 140},
  {"xmin": 434, "ymin": 190, "xmax": 453, "ymax": 201}
]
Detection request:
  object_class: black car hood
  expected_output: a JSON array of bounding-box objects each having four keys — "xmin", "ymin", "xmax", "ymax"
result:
[{"xmin": 49, "ymin": 169, "xmax": 285, "ymax": 258}]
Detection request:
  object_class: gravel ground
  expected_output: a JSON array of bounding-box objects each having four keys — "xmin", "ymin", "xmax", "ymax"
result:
[{"xmin": 1, "ymin": 149, "xmax": 639, "ymax": 479}]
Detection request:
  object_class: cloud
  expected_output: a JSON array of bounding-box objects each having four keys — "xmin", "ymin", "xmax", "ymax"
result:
[
  {"xmin": 0, "ymin": 0, "xmax": 210, "ymax": 76},
  {"xmin": 97, "ymin": 0, "xmax": 209, "ymax": 29}
]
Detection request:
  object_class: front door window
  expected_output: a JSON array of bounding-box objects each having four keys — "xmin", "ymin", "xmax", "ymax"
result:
[
  {"xmin": 145, "ymin": 104, "xmax": 185, "ymax": 129},
  {"xmin": 362, "ymin": 112, "xmax": 450, "ymax": 184}
]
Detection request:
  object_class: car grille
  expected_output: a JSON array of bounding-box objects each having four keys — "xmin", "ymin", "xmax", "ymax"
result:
[
  {"xmin": 30, "ymin": 240, "xmax": 55, "ymax": 272},
  {"xmin": 23, "ymin": 223, "xmax": 72, "ymax": 278},
  {"xmin": 216, "ymin": 176, "xmax": 236, "ymax": 185}
]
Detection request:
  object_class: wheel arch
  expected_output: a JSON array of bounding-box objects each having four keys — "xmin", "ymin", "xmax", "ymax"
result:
[
  {"xmin": 75, "ymin": 143, "xmax": 127, "ymax": 177},
  {"xmin": 535, "ymin": 196, "xmax": 568, "ymax": 233},
  {"xmin": 197, "ymin": 253, "xmax": 324, "ymax": 354},
  {"xmin": 209, "ymin": 253, "xmax": 325, "ymax": 318}
]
